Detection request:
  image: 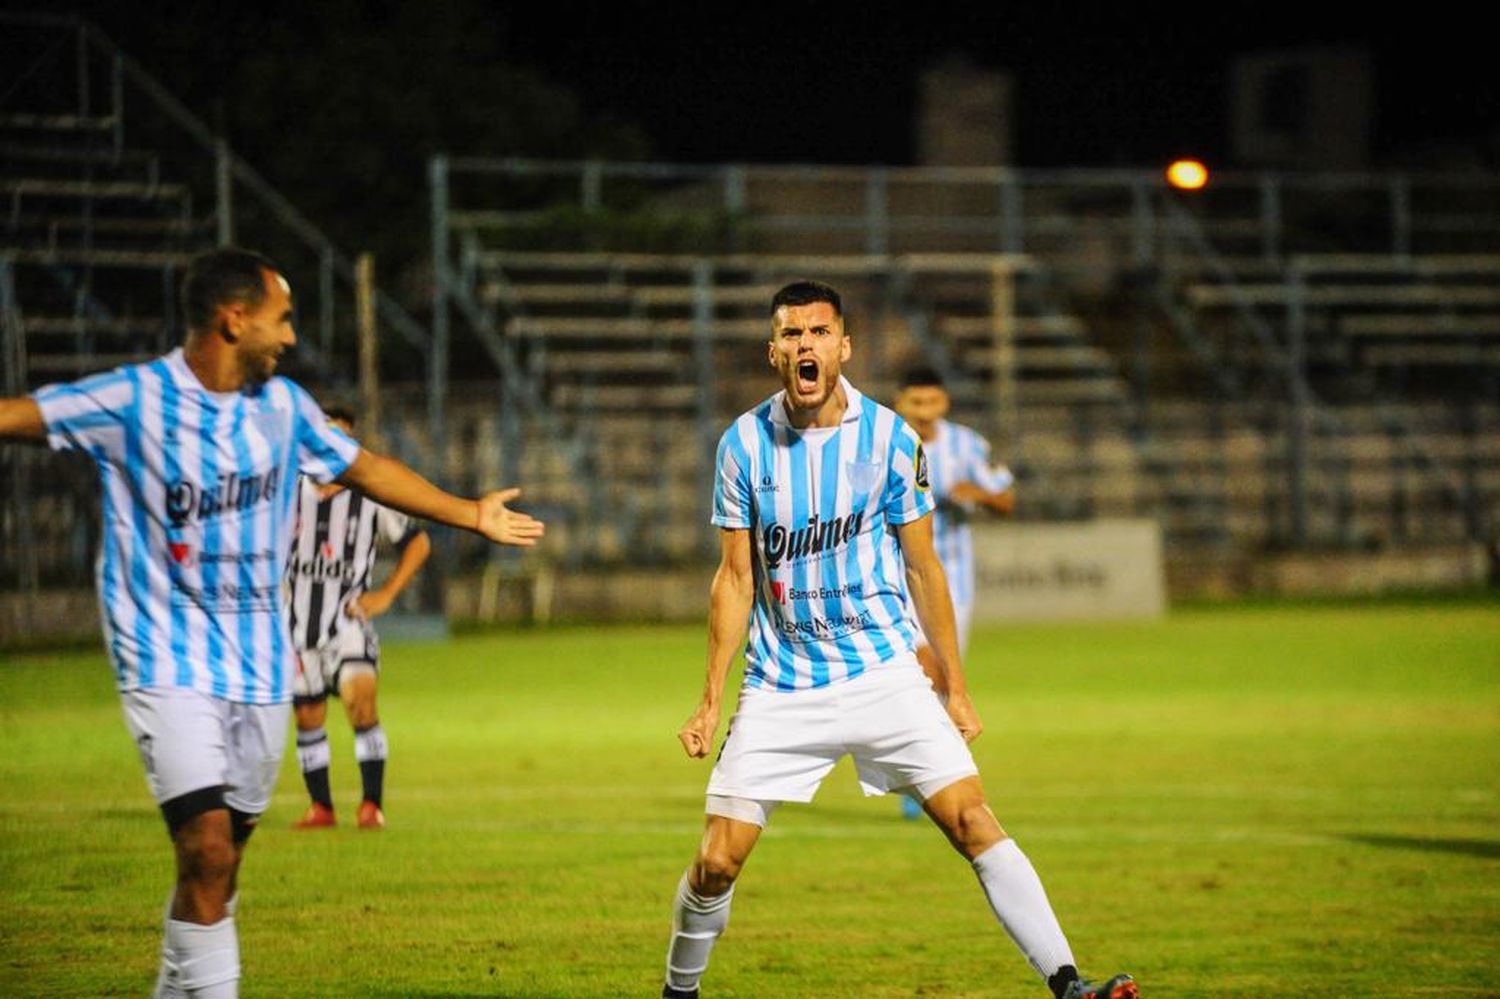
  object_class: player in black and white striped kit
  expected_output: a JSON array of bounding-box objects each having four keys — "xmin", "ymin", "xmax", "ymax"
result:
[{"xmin": 286, "ymin": 406, "xmax": 430, "ymax": 830}]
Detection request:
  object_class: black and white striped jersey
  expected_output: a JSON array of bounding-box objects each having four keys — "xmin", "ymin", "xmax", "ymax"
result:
[{"xmin": 285, "ymin": 478, "xmax": 414, "ymax": 653}]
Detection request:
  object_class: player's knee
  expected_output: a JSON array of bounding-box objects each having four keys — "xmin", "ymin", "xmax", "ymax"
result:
[
  {"xmin": 953, "ymin": 800, "xmax": 1004, "ymax": 855},
  {"xmin": 348, "ymin": 700, "xmax": 378, "ymax": 729},
  {"xmin": 293, "ymin": 698, "xmax": 326, "ymax": 730},
  {"xmin": 692, "ymin": 845, "xmax": 743, "ymax": 896},
  {"xmin": 180, "ymin": 830, "xmax": 237, "ymax": 883}
]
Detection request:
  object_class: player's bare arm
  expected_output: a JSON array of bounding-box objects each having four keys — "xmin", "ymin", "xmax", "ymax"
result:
[
  {"xmin": 338, "ymin": 448, "xmax": 544, "ymax": 546},
  {"xmin": 0, "ymin": 397, "xmax": 46, "ymax": 441},
  {"xmin": 897, "ymin": 514, "xmax": 984, "ymax": 743},
  {"xmin": 349, "ymin": 530, "xmax": 431, "ymax": 621},
  {"xmin": 679, "ymin": 527, "xmax": 755, "ymax": 758},
  {"xmin": 949, "ymin": 480, "xmax": 1015, "ymax": 515}
]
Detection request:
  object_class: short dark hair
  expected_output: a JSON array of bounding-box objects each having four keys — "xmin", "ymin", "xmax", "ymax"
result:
[
  {"xmin": 900, "ymin": 365, "xmax": 945, "ymax": 389},
  {"xmin": 181, "ymin": 247, "xmax": 281, "ymax": 335},
  {"xmin": 322, "ymin": 403, "xmax": 357, "ymax": 427},
  {"xmin": 771, "ymin": 280, "xmax": 842, "ymax": 317}
]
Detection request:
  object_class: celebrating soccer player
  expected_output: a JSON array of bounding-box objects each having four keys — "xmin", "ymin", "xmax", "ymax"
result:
[
  {"xmin": 0, "ymin": 248, "xmax": 543, "ymax": 998},
  {"xmin": 660, "ymin": 281, "xmax": 1135, "ymax": 999}
]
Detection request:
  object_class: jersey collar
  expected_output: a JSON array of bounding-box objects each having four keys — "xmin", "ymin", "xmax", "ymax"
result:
[{"xmin": 769, "ymin": 376, "xmax": 863, "ymax": 428}]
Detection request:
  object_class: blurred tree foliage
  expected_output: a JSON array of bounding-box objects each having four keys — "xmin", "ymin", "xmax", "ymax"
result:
[{"xmin": 75, "ymin": 0, "xmax": 650, "ymax": 289}]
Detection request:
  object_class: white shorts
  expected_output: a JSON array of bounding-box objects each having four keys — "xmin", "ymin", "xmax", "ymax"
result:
[
  {"xmin": 706, "ymin": 664, "xmax": 978, "ymax": 805},
  {"xmin": 120, "ymin": 687, "xmax": 290, "ymax": 814},
  {"xmin": 912, "ymin": 601, "xmax": 973, "ymax": 657},
  {"xmin": 292, "ymin": 621, "xmax": 379, "ymax": 701}
]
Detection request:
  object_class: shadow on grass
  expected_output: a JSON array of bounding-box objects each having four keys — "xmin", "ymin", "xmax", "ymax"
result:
[{"xmin": 1342, "ymin": 833, "xmax": 1500, "ymax": 859}]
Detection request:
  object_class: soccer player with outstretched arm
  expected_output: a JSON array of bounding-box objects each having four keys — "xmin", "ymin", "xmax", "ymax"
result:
[
  {"xmin": 0, "ymin": 248, "xmax": 542, "ymax": 998},
  {"xmin": 658, "ymin": 281, "xmax": 1135, "ymax": 999}
]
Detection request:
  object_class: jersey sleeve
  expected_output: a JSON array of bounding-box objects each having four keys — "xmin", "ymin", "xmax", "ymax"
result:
[
  {"xmin": 374, "ymin": 502, "xmax": 415, "ymax": 547},
  {"xmin": 289, "ymin": 382, "xmax": 359, "ymax": 483},
  {"xmin": 884, "ymin": 421, "xmax": 937, "ymax": 526},
  {"xmin": 964, "ymin": 430, "xmax": 1014, "ymax": 493},
  {"xmin": 710, "ymin": 423, "xmax": 753, "ymax": 529},
  {"xmin": 31, "ymin": 368, "xmax": 135, "ymax": 456}
]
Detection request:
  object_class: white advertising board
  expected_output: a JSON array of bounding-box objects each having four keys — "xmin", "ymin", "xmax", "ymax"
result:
[{"xmin": 970, "ymin": 519, "xmax": 1166, "ymax": 621}]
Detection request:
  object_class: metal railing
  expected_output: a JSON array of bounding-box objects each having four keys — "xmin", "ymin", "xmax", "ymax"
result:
[
  {"xmin": 437, "ymin": 156, "xmax": 1499, "ymax": 555},
  {"xmin": 1, "ymin": 13, "xmax": 447, "ymax": 598}
]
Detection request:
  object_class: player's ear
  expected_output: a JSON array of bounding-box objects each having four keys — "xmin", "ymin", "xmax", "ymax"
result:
[
  {"xmin": 766, "ymin": 340, "xmax": 777, "ymax": 368},
  {"xmin": 839, "ymin": 333, "xmax": 851, "ymax": 362},
  {"xmin": 218, "ymin": 305, "xmax": 241, "ymax": 344}
]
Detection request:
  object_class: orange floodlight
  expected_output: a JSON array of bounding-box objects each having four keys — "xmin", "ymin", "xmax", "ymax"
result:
[{"xmin": 1166, "ymin": 159, "xmax": 1209, "ymax": 191}]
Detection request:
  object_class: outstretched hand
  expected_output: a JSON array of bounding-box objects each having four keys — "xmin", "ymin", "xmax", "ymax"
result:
[
  {"xmin": 475, "ymin": 488, "xmax": 545, "ymax": 546},
  {"xmin": 678, "ymin": 702, "xmax": 721, "ymax": 758},
  {"xmin": 945, "ymin": 691, "xmax": 984, "ymax": 743}
]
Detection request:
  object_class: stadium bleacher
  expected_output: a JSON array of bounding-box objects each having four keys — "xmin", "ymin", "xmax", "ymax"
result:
[{"xmin": 3, "ymin": 15, "xmax": 1496, "ymax": 613}]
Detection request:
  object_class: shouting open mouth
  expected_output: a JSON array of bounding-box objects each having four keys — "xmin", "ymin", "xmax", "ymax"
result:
[{"xmin": 795, "ymin": 358, "xmax": 820, "ymax": 396}]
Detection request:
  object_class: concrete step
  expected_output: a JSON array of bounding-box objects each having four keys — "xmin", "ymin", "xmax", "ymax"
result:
[
  {"xmin": 23, "ymin": 315, "xmax": 168, "ymax": 336},
  {"xmin": 1, "ymin": 176, "xmax": 190, "ymax": 205},
  {"xmin": 508, "ymin": 316, "xmax": 763, "ymax": 340}
]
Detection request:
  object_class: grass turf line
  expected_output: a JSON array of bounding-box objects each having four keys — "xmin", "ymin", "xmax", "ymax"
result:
[{"xmin": 1, "ymin": 603, "xmax": 1497, "ymax": 996}]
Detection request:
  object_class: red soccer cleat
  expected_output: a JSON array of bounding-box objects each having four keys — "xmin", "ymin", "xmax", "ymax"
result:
[
  {"xmin": 356, "ymin": 800, "xmax": 385, "ymax": 830},
  {"xmin": 293, "ymin": 802, "xmax": 336, "ymax": 829},
  {"xmin": 1063, "ymin": 975, "xmax": 1139, "ymax": 999}
]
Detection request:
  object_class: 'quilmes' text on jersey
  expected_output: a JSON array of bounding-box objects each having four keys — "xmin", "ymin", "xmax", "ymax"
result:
[
  {"xmin": 763, "ymin": 510, "xmax": 864, "ymax": 568},
  {"xmin": 165, "ymin": 468, "xmax": 282, "ymax": 527}
]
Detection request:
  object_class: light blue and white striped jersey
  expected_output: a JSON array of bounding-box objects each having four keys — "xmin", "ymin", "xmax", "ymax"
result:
[
  {"xmin": 713, "ymin": 377, "xmax": 936, "ymax": 691},
  {"xmin": 925, "ymin": 419, "xmax": 1013, "ymax": 609},
  {"xmin": 33, "ymin": 348, "xmax": 359, "ymax": 704}
]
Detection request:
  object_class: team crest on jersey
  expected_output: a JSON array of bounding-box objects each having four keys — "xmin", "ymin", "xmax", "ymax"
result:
[
  {"xmin": 321, "ymin": 541, "xmax": 336, "ymax": 561},
  {"xmin": 168, "ymin": 542, "xmax": 195, "ymax": 567},
  {"xmin": 915, "ymin": 444, "xmax": 930, "ymax": 491},
  {"xmin": 845, "ymin": 459, "xmax": 881, "ymax": 492}
]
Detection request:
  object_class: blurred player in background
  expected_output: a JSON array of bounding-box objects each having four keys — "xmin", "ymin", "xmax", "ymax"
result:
[
  {"xmin": 893, "ymin": 365, "xmax": 1015, "ymax": 818},
  {"xmin": 0, "ymin": 248, "xmax": 543, "ymax": 998},
  {"xmin": 287, "ymin": 405, "xmax": 430, "ymax": 831},
  {"xmin": 660, "ymin": 281, "xmax": 1135, "ymax": 999}
]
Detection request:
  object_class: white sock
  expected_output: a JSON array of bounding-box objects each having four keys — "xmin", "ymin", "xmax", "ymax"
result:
[
  {"xmin": 972, "ymin": 838, "xmax": 1075, "ymax": 981},
  {"xmin": 164, "ymin": 916, "xmax": 240, "ymax": 997},
  {"xmin": 353, "ymin": 724, "xmax": 388, "ymax": 763},
  {"xmin": 154, "ymin": 892, "xmax": 187, "ymax": 999},
  {"xmin": 664, "ymin": 871, "xmax": 734, "ymax": 992},
  {"xmin": 296, "ymin": 727, "xmax": 330, "ymax": 772}
]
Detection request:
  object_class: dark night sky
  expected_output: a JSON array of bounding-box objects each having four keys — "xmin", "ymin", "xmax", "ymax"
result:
[
  {"xmin": 45, "ymin": 1, "xmax": 1500, "ymax": 172},
  {"xmin": 487, "ymin": 4, "xmax": 1495, "ymax": 169}
]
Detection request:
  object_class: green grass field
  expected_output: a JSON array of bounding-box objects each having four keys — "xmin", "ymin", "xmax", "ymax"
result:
[{"xmin": 2, "ymin": 601, "xmax": 1498, "ymax": 997}]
